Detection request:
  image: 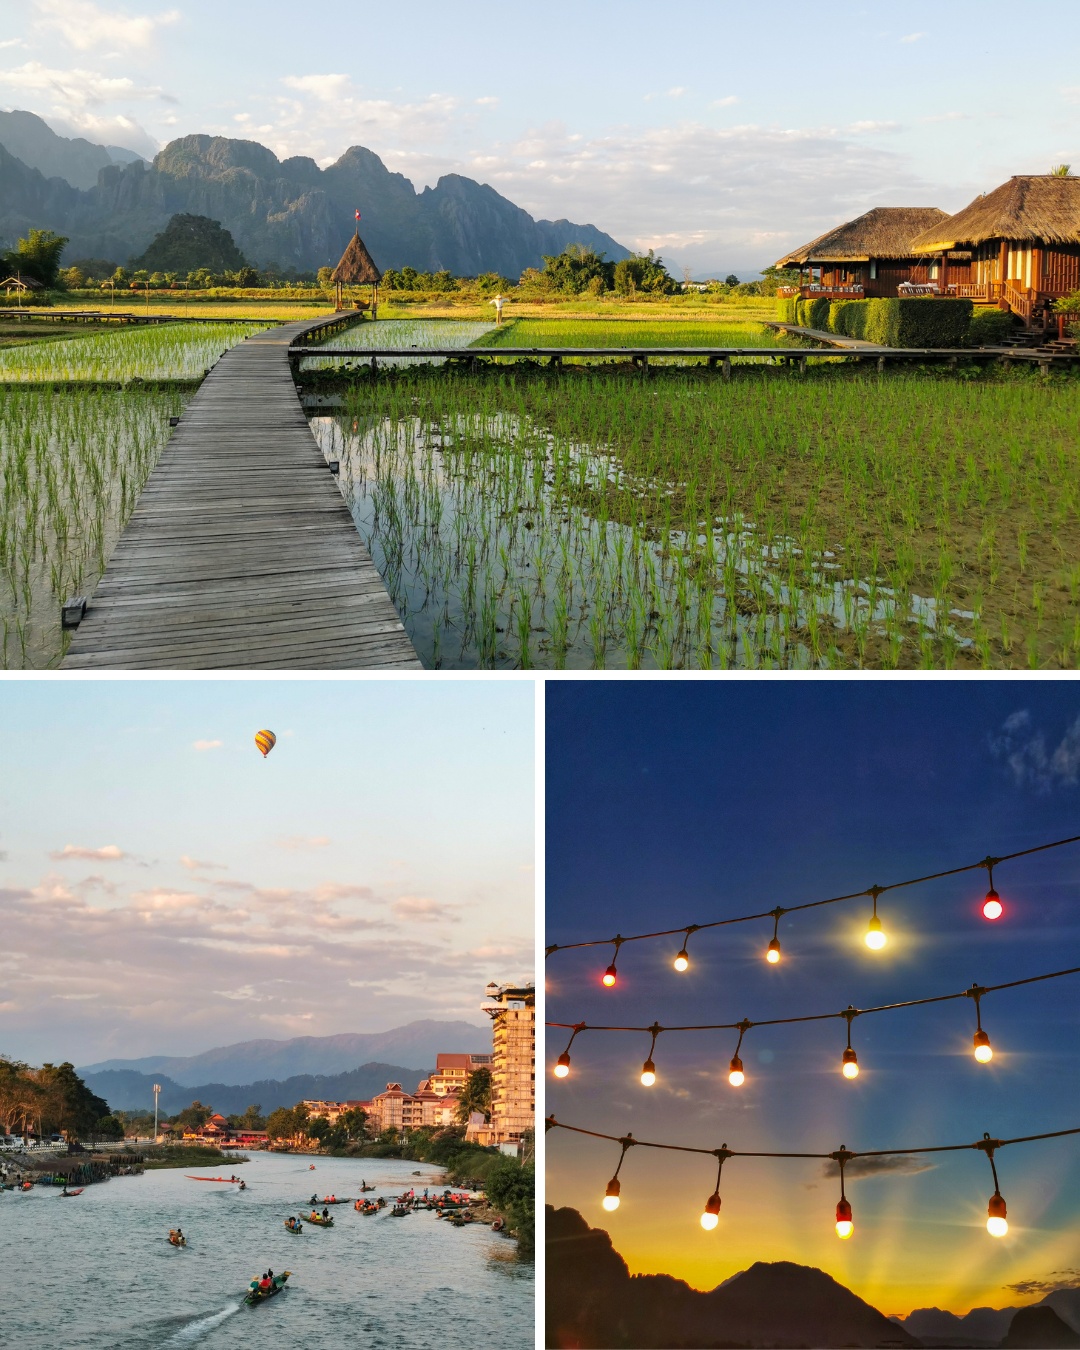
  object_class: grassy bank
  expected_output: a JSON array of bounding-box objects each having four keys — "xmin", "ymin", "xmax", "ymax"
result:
[{"xmin": 137, "ymin": 1144, "xmax": 245, "ymax": 1170}]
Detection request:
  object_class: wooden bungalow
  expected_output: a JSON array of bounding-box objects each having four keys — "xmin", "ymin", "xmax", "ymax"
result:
[
  {"xmin": 331, "ymin": 230, "xmax": 382, "ymax": 315},
  {"xmin": 909, "ymin": 174, "xmax": 1080, "ymax": 325},
  {"xmin": 774, "ymin": 207, "xmax": 965, "ymax": 299}
]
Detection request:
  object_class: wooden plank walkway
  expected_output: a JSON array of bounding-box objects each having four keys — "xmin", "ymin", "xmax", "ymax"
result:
[{"xmin": 62, "ymin": 319, "xmax": 420, "ymax": 669}]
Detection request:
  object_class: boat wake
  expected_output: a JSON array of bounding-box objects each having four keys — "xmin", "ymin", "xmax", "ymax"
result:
[{"xmin": 163, "ymin": 1302, "xmax": 240, "ymax": 1344}]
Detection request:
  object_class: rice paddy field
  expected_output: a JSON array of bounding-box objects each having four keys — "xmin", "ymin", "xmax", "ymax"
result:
[
  {"xmin": 309, "ymin": 363, "xmax": 1080, "ymax": 670},
  {"xmin": 0, "ymin": 386, "xmax": 184, "ymax": 667},
  {"xmin": 475, "ymin": 317, "xmax": 793, "ymax": 353},
  {"xmin": 300, "ymin": 318, "xmax": 494, "ymax": 369},
  {"xmin": 0, "ymin": 321, "xmax": 272, "ymax": 383}
]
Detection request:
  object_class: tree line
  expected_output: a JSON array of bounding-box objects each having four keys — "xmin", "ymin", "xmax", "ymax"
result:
[{"xmin": 0, "ymin": 1058, "xmax": 118, "ymax": 1141}]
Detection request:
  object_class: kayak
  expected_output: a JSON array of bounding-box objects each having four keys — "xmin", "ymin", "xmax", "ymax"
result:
[
  {"xmin": 245, "ymin": 1271, "xmax": 291, "ymax": 1305},
  {"xmin": 301, "ymin": 1211, "xmax": 334, "ymax": 1226},
  {"xmin": 186, "ymin": 1176, "xmax": 240, "ymax": 1183},
  {"xmin": 59, "ymin": 1189, "xmax": 84, "ymax": 1197}
]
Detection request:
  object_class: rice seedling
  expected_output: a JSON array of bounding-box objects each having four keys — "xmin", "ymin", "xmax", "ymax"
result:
[
  {"xmin": 0, "ymin": 387, "xmax": 183, "ymax": 667},
  {"xmin": 0, "ymin": 322, "xmax": 271, "ymax": 383},
  {"xmin": 309, "ymin": 364, "xmax": 1080, "ymax": 670},
  {"xmin": 475, "ymin": 317, "xmax": 791, "ymax": 349},
  {"xmin": 301, "ymin": 318, "xmax": 494, "ymax": 373}
]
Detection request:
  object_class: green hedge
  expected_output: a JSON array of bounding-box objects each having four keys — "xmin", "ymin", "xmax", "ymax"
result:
[
  {"xmin": 795, "ymin": 297, "xmax": 831, "ymax": 331},
  {"xmin": 828, "ymin": 300, "xmax": 868, "ymax": 340},
  {"xmin": 863, "ymin": 297, "xmax": 972, "ymax": 347},
  {"xmin": 775, "ymin": 297, "xmax": 797, "ymax": 323},
  {"xmin": 966, "ymin": 306, "xmax": 1016, "ymax": 346}
]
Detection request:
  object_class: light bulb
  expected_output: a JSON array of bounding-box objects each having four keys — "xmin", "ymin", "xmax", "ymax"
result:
[
  {"xmin": 766, "ymin": 938, "xmax": 781, "ymax": 964},
  {"xmin": 842, "ymin": 1047, "xmax": 859, "ymax": 1079},
  {"xmin": 674, "ymin": 949, "xmax": 689, "ymax": 972},
  {"xmin": 835, "ymin": 1198, "xmax": 853, "ymax": 1239},
  {"xmin": 554, "ymin": 1052, "xmax": 570, "ymax": 1078},
  {"xmin": 640, "ymin": 1058, "xmax": 656, "ymax": 1087},
  {"xmin": 700, "ymin": 1192, "xmax": 722, "ymax": 1230},
  {"xmin": 987, "ymin": 1193, "xmax": 1007, "ymax": 1237},
  {"xmin": 983, "ymin": 888, "xmax": 1003, "ymax": 920},
  {"xmin": 865, "ymin": 915, "xmax": 886, "ymax": 950},
  {"xmin": 973, "ymin": 1030, "xmax": 993, "ymax": 1064},
  {"xmin": 602, "ymin": 1178, "xmax": 621, "ymax": 1212},
  {"xmin": 602, "ymin": 964, "xmax": 617, "ymax": 987},
  {"xmin": 728, "ymin": 1054, "xmax": 745, "ymax": 1087}
]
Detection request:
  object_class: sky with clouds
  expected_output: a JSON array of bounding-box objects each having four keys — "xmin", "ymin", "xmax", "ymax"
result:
[
  {"xmin": 546, "ymin": 682, "xmax": 1080, "ymax": 1316},
  {"xmin": 0, "ymin": 679, "xmax": 534, "ymax": 1066},
  {"xmin": 1, "ymin": 0, "xmax": 1078, "ymax": 273}
]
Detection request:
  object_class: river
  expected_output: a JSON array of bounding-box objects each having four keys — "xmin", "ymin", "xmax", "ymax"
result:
[{"xmin": 1, "ymin": 1151, "xmax": 533, "ymax": 1348}]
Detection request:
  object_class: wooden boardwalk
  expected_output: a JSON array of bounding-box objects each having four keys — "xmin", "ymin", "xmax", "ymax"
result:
[{"xmin": 62, "ymin": 319, "xmax": 420, "ymax": 669}]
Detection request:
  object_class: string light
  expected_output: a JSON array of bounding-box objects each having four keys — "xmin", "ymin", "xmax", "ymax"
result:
[
  {"xmin": 601, "ymin": 1135, "xmax": 635, "ymax": 1212},
  {"xmin": 729, "ymin": 1020, "xmax": 751, "ymax": 1087},
  {"xmin": 834, "ymin": 1148, "xmax": 854, "ymax": 1238},
  {"xmin": 547, "ymin": 1117, "xmax": 1080, "ymax": 1239},
  {"xmin": 978, "ymin": 1134, "xmax": 1009, "ymax": 1236},
  {"xmin": 545, "ymin": 833, "xmax": 1080, "ymax": 968},
  {"xmin": 700, "ymin": 1148, "xmax": 730, "ymax": 1231},
  {"xmin": 766, "ymin": 908, "xmax": 783, "ymax": 963},
  {"xmin": 602, "ymin": 936, "xmax": 624, "ymax": 988},
  {"xmin": 640, "ymin": 1024, "xmax": 662, "ymax": 1086},
  {"xmin": 674, "ymin": 925, "xmax": 698, "ymax": 972},
  {"xmin": 865, "ymin": 887, "xmax": 887, "ymax": 950},
  {"xmin": 547, "ymin": 964, "xmax": 1080, "ymax": 1082},
  {"xmin": 982, "ymin": 858, "xmax": 1004, "ymax": 920},
  {"xmin": 842, "ymin": 1009, "xmax": 860, "ymax": 1078},
  {"xmin": 552, "ymin": 1024, "xmax": 585, "ymax": 1079},
  {"xmin": 966, "ymin": 985, "xmax": 993, "ymax": 1063}
]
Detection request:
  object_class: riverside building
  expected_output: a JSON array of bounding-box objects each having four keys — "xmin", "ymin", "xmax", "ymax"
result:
[{"xmin": 468, "ymin": 982, "xmax": 535, "ymax": 1150}]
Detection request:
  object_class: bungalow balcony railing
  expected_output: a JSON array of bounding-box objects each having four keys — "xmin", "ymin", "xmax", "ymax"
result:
[{"xmin": 779, "ymin": 284, "xmax": 865, "ymax": 299}]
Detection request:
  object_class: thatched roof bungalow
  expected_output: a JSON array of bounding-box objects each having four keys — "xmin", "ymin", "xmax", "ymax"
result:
[
  {"xmin": 1, "ymin": 274, "xmax": 45, "ymax": 294},
  {"xmin": 774, "ymin": 206, "xmax": 960, "ymax": 298},
  {"xmin": 910, "ymin": 174, "xmax": 1080, "ymax": 323}
]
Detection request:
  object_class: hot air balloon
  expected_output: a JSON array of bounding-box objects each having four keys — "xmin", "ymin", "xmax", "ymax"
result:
[{"xmin": 255, "ymin": 730, "xmax": 276, "ymax": 758}]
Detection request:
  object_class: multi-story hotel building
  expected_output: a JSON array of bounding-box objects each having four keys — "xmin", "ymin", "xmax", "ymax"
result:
[{"xmin": 468, "ymin": 982, "xmax": 535, "ymax": 1149}]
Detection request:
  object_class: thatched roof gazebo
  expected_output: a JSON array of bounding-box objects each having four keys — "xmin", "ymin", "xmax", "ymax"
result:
[
  {"xmin": 909, "ymin": 175, "xmax": 1080, "ymax": 323},
  {"xmin": 774, "ymin": 207, "xmax": 952, "ymax": 298},
  {"xmin": 331, "ymin": 229, "xmax": 382, "ymax": 315}
]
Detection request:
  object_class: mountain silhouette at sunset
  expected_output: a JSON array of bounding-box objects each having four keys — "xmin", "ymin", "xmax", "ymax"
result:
[{"xmin": 545, "ymin": 1206, "xmax": 918, "ymax": 1348}]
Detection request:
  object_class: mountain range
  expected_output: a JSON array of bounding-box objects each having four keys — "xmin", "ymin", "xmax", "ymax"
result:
[
  {"xmin": 83, "ymin": 1061, "xmax": 433, "ymax": 1116},
  {"xmin": 0, "ymin": 110, "xmax": 630, "ymax": 276},
  {"xmin": 79, "ymin": 1019, "xmax": 488, "ymax": 1085},
  {"xmin": 546, "ymin": 1205, "xmax": 1080, "ymax": 1349}
]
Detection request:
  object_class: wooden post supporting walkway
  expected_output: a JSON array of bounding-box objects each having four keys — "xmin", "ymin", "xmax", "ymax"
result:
[{"xmin": 61, "ymin": 319, "xmax": 420, "ymax": 669}]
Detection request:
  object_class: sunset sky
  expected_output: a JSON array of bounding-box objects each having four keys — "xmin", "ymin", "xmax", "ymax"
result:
[
  {"xmin": 1, "ymin": 0, "xmax": 1077, "ymax": 272},
  {"xmin": 546, "ymin": 681, "xmax": 1080, "ymax": 1318},
  {"xmin": 0, "ymin": 678, "xmax": 534, "ymax": 1065}
]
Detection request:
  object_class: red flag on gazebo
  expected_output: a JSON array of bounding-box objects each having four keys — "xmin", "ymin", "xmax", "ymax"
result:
[{"xmin": 355, "ymin": 209, "xmax": 361, "ymax": 222}]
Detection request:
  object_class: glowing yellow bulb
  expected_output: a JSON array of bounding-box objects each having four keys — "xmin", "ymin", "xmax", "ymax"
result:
[
  {"xmin": 987, "ymin": 1215, "xmax": 1008, "ymax": 1237},
  {"xmin": 602, "ymin": 1194, "xmax": 620, "ymax": 1212},
  {"xmin": 640, "ymin": 1058, "xmax": 656, "ymax": 1087},
  {"xmin": 842, "ymin": 1048, "xmax": 859, "ymax": 1079},
  {"xmin": 987, "ymin": 1194, "xmax": 1007, "ymax": 1236},
  {"xmin": 602, "ymin": 965, "xmax": 617, "ymax": 987},
  {"xmin": 766, "ymin": 939, "xmax": 781, "ymax": 964},
  {"xmin": 674, "ymin": 950, "xmax": 689, "ymax": 972},
  {"xmin": 983, "ymin": 889, "xmax": 1003, "ymax": 920},
  {"xmin": 700, "ymin": 1211, "xmax": 719, "ymax": 1231},
  {"xmin": 835, "ymin": 1219, "xmax": 854, "ymax": 1239},
  {"xmin": 865, "ymin": 916, "xmax": 886, "ymax": 950},
  {"xmin": 974, "ymin": 1031, "xmax": 993, "ymax": 1063},
  {"xmin": 728, "ymin": 1054, "xmax": 744, "ymax": 1087},
  {"xmin": 554, "ymin": 1054, "xmax": 570, "ymax": 1078}
]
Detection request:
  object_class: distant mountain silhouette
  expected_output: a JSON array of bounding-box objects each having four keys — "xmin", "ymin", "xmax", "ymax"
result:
[
  {"xmin": 79, "ymin": 1019, "xmax": 487, "ymax": 1085},
  {"xmin": 0, "ymin": 110, "xmax": 629, "ymax": 276},
  {"xmin": 894, "ymin": 1289, "xmax": 1080, "ymax": 1346},
  {"xmin": 83, "ymin": 1061, "xmax": 431, "ymax": 1116},
  {"xmin": 1001, "ymin": 1306, "xmax": 1080, "ymax": 1348},
  {"xmin": 546, "ymin": 1205, "xmax": 919, "ymax": 1348},
  {"xmin": 0, "ymin": 109, "xmax": 146, "ymax": 191}
]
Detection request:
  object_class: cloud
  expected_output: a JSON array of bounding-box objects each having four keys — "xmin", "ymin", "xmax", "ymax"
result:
[
  {"xmin": 989, "ymin": 710, "xmax": 1080, "ymax": 791},
  {"xmin": 848, "ymin": 120, "xmax": 902, "ymax": 134},
  {"xmin": 820, "ymin": 1154, "xmax": 935, "ymax": 1178},
  {"xmin": 391, "ymin": 895, "xmax": 459, "ymax": 923},
  {"xmin": 179, "ymin": 856, "xmax": 227, "ymax": 871},
  {"xmin": 920, "ymin": 111, "xmax": 972, "ymax": 123},
  {"xmin": 475, "ymin": 96, "xmax": 499, "ymax": 107},
  {"xmin": 0, "ymin": 38, "xmax": 28, "ymax": 49},
  {"xmin": 41, "ymin": 109, "xmax": 158, "ymax": 157},
  {"xmin": 50, "ymin": 844, "xmax": 127, "ymax": 862},
  {"xmin": 1063, "ymin": 87, "xmax": 1080, "ymax": 104},
  {"xmin": 666, "ymin": 87, "xmax": 687, "ymax": 99},
  {"xmin": 33, "ymin": 0, "xmax": 180, "ymax": 51},
  {"xmin": 1006, "ymin": 1270, "xmax": 1080, "ymax": 1296},
  {"xmin": 0, "ymin": 60, "xmax": 170, "ymax": 106},
  {"xmin": 711, "ymin": 95, "xmax": 739, "ymax": 108},
  {"xmin": 276, "ymin": 835, "xmax": 331, "ymax": 851},
  {"xmin": 192, "ymin": 739, "xmax": 222, "ymax": 751},
  {"xmin": 900, "ymin": 31, "xmax": 925, "ymax": 42}
]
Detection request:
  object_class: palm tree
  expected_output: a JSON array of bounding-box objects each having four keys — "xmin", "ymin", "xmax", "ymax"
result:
[{"xmin": 1050, "ymin": 164, "xmax": 1072, "ymax": 176}]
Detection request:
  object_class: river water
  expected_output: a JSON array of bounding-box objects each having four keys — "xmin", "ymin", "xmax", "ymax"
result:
[{"xmin": 1, "ymin": 1152, "xmax": 533, "ymax": 1348}]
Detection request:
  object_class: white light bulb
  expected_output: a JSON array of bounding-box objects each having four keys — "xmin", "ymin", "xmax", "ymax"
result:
[
  {"xmin": 700, "ymin": 1211, "xmax": 719, "ymax": 1231},
  {"xmin": 674, "ymin": 951, "xmax": 689, "ymax": 972},
  {"xmin": 728, "ymin": 1068, "xmax": 745, "ymax": 1087},
  {"xmin": 835, "ymin": 1219, "xmax": 854, "ymax": 1239},
  {"xmin": 553, "ymin": 1062, "xmax": 570, "ymax": 1078},
  {"xmin": 842, "ymin": 1060, "xmax": 859, "ymax": 1080},
  {"xmin": 974, "ymin": 1043, "xmax": 993, "ymax": 1064},
  {"xmin": 640, "ymin": 1069, "xmax": 656, "ymax": 1087},
  {"xmin": 602, "ymin": 1195, "xmax": 620, "ymax": 1212},
  {"xmin": 987, "ymin": 1216, "xmax": 1008, "ymax": 1237}
]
